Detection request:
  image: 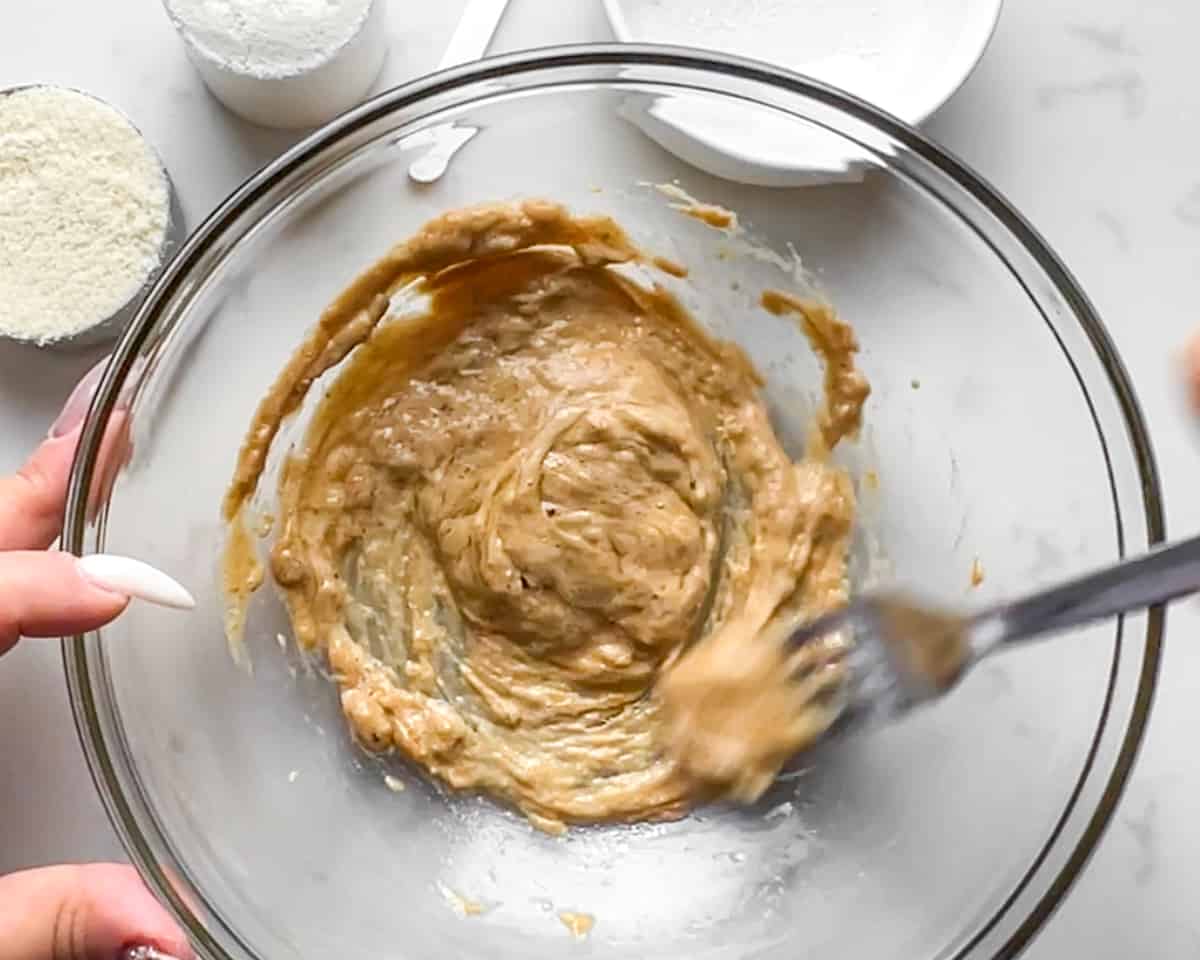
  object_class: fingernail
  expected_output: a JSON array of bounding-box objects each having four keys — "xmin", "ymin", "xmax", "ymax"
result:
[
  {"xmin": 77, "ymin": 554, "xmax": 196, "ymax": 610},
  {"xmin": 121, "ymin": 947, "xmax": 185, "ymax": 960},
  {"xmin": 49, "ymin": 357, "xmax": 109, "ymax": 439}
]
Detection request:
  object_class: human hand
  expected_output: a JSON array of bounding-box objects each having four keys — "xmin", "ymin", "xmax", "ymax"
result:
[
  {"xmin": 1, "ymin": 362, "xmax": 194, "ymax": 960},
  {"xmin": 1, "ymin": 361, "xmax": 193, "ymax": 654},
  {"xmin": 0, "ymin": 864, "xmax": 192, "ymax": 960},
  {"xmin": 1188, "ymin": 333, "xmax": 1200, "ymax": 413}
]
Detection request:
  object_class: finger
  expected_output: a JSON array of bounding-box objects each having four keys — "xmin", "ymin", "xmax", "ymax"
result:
[
  {"xmin": 51, "ymin": 358, "xmax": 139, "ymax": 524},
  {"xmin": 48, "ymin": 358, "xmax": 108, "ymax": 442},
  {"xmin": 0, "ymin": 356, "xmax": 107, "ymax": 549},
  {"xmin": 0, "ymin": 551, "xmax": 128, "ymax": 656},
  {"xmin": 0, "ymin": 863, "xmax": 192, "ymax": 960},
  {"xmin": 86, "ymin": 410, "xmax": 133, "ymax": 524},
  {"xmin": 0, "ymin": 407, "xmax": 134, "ymax": 553},
  {"xmin": 0, "ymin": 356, "xmax": 134, "ymax": 550},
  {"xmin": 1187, "ymin": 332, "xmax": 1200, "ymax": 413},
  {"xmin": 0, "ymin": 429, "xmax": 80, "ymax": 552}
]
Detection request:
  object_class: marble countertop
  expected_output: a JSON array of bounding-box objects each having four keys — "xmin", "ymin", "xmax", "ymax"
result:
[{"xmin": 2, "ymin": 0, "xmax": 1197, "ymax": 955}]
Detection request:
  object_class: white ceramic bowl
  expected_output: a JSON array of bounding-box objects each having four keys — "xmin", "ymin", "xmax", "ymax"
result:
[{"xmin": 603, "ymin": 0, "xmax": 1004, "ymax": 185}]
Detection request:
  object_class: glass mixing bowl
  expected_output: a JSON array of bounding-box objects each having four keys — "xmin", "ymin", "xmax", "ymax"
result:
[{"xmin": 63, "ymin": 46, "xmax": 1163, "ymax": 960}]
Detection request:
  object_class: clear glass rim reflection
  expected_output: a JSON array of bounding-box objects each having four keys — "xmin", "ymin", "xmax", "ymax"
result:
[{"xmin": 61, "ymin": 44, "xmax": 1164, "ymax": 960}]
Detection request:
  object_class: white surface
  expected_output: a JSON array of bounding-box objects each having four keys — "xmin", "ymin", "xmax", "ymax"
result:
[
  {"xmin": 164, "ymin": 0, "xmax": 387, "ymax": 127},
  {"xmin": 604, "ymin": 0, "xmax": 1001, "ymax": 183},
  {"xmin": 0, "ymin": 0, "xmax": 1198, "ymax": 956}
]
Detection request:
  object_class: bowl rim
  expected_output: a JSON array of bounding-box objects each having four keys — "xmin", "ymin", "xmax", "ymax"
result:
[{"xmin": 61, "ymin": 42, "xmax": 1165, "ymax": 960}]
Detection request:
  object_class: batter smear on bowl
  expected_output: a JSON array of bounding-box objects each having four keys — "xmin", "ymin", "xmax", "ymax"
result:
[{"xmin": 222, "ymin": 200, "xmax": 869, "ymax": 833}]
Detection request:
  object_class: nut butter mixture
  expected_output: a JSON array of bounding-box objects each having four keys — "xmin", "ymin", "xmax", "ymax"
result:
[{"xmin": 223, "ymin": 200, "xmax": 869, "ymax": 833}]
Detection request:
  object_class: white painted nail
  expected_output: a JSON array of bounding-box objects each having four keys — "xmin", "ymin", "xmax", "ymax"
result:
[
  {"xmin": 121, "ymin": 947, "xmax": 185, "ymax": 960},
  {"xmin": 77, "ymin": 554, "xmax": 196, "ymax": 610}
]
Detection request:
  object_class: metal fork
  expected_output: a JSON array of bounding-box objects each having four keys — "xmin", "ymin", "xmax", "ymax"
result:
[{"xmin": 791, "ymin": 534, "xmax": 1200, "ymax": 737}]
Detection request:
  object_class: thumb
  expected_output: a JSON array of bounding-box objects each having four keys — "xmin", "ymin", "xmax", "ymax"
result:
[
  {"xmin": 0, "ymin": 864, "xmax": 192, "ymax": 960},
  {"xmin": 1187, "ymin": 331, "xmax": 1200, "ymax": 413}
]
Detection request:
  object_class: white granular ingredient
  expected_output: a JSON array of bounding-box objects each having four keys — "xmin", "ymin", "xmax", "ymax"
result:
[
  {"xmin": 0, "ymin": 87, "xmax": 169, "ymax": 345},
  {"xmin": 165, "ymin": 0, "xmax": 376, "ymax": 77}
]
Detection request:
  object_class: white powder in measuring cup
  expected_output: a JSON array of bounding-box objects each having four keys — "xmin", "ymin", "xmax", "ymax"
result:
[
  {"xmin": 0, "ymin": 87, "xmax": 171, "ymax": 347},
  {"xmin": 163, "ymin": 0, "xmax": 388, "ymax": 129}
]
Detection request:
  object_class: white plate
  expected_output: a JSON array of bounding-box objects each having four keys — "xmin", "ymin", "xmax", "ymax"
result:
[{"xmin": 605, "ymin": 0, "xmax": 1003, "ymax": 186}]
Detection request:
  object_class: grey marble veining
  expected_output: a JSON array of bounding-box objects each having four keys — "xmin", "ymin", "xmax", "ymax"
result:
[{"xmin": 1036, "ymin": 70, "xmax": 1146, "ymax": 119}]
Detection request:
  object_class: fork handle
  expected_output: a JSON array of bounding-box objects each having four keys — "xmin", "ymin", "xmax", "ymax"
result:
[{"xmin": 971, "ymin": 533, "xmax": 1200, "ymax": 654}]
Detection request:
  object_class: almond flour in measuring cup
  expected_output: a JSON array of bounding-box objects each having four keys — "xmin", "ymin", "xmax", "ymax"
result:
[
  {"xmin": 163, "ymin": 0, "xmax": 388, "ymax": 128},
  {"xmin": 0, "ymin": 86, "xmax": 173, "ymax": 348}
]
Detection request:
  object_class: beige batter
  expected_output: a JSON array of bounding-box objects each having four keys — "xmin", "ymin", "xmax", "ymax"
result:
[{"xmin": 223, "ymin": 200, "xmax": 869, "ymax": 833}]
